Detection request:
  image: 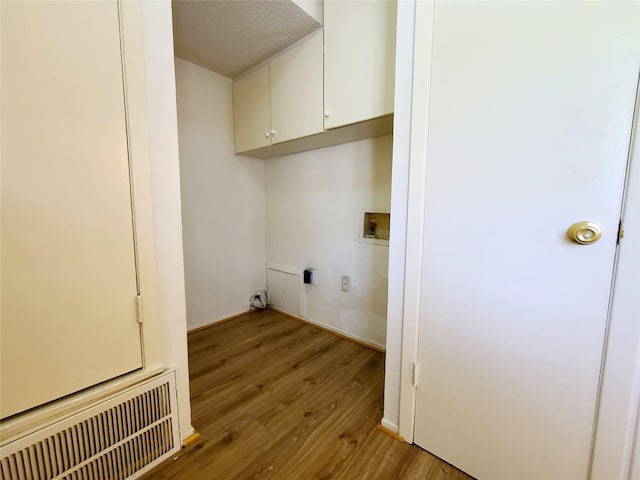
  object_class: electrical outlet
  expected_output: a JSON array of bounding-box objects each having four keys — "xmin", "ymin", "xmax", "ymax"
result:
[{"xmin": 341, "ymin": 276, "xmax": 350, "ymax": 292}]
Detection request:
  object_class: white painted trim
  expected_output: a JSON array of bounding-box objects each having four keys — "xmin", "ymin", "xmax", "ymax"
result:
[
  {"xmin": 299, "ymin": 315, "xmax": 385, "ymax": 352},
  {"xmin": 631, "ymin": 390, "xmax": 640, "ymax": 480},
  {"xmin": 138, "ymin": 0, "xmax": 193, "ymax": 443},
  {"xmin": 397, "ymin": 0, "xmax": 435, "ymax": 444},
  {"xmin": 380, "ymin": 417, "xmax": 399, "ymax": 434},
  {"xmin": 382, "ymin": 0, "xmax": 415, "ymax": 439},
  {"xmin": 272, "ymin": 308, "xmax": 386, "ymax": 352},
  {"xmin": 591, "ymin": 74, "xmax": 640, "ymax": 479},
  {"xmin": 186, "ymin": 309, "xmax": 252, "ymax": 333},
  {"xmin": 179, "ymin": 426, "xmax": 196, "ymax": 441},
  {"xmin": 119, "ymin": 0, "xmax": 163, "ymax": 371}
]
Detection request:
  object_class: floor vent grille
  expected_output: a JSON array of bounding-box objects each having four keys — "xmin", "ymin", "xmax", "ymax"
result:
[{"xmin": 1, "ymin": 373, "xmax": 179, "ymax": 480}]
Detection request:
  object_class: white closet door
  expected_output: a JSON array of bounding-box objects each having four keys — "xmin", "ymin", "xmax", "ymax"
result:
[
  {"xmin": 412, "ymin": 1, "xmax": 640, "ymax": 479},
  {"xmin": 1, "ymin": 0, "xmax": 142, "ymax": 418}
]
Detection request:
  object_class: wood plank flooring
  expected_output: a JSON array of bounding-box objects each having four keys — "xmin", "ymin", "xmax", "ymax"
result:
[{"xmin": 143, "ymin": 310, "xmax": 472, "ymax": 480}]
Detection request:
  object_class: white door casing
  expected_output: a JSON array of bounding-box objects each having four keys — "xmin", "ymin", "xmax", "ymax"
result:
[{"xmin": 411, "ymin": 2, "xmax": 640, "ymax": 479}]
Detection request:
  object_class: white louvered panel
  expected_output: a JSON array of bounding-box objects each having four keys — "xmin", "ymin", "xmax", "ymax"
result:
[{"xmin": 0, "ymin": 372, "xmax": 178, "ymax": 480}]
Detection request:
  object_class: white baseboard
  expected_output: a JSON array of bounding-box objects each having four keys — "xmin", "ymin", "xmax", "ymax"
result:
[
  {"xmin": 269, "ymin": 306, "xmax": 386, "ymax": 352},
  {"xmin": 180, "ymin": 426, "xmax": 195, "ymax": 442},
  {"xmin": 187, "ymin": 309, "xmax": 252, "ymax": 333},
  {"xmin": 302, "ymin": 316, "xmax": 386, "ymax": 352},
  {"xmin": 381, "ymin": 417, "xmax": 400, "ymax": 434}
]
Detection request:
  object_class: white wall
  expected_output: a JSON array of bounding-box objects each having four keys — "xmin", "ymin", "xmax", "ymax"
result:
[
  {"xmin": 140, "ymin": 1, "xmax": 193, "ymax": 441},
  {"xmin": 292, "ymin": 0, "xmax": 323, "ymax": 24},
  {"xmin": 175, "ymin": 58, "xmax": 266, "ymax": 331},
  {"xmin": 265, "ymin": 136, "xmax": 393, "ymax": 348}
]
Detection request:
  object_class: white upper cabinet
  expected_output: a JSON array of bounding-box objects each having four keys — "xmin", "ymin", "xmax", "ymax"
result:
[
  {"xmin": 232, "ymin": 1, "xmax": 398, "ymax": 156},
  {"xmin": 233, "ymin": 30, "xmax": 323, "ymax": 153},
  {"xmin": 324, "ymin": 0, "xmax": 397, "ymax": 129},
  {"xmin": 233, "ymin": 63, "xmax": 271, "ymax": 153},
  {"xmin": 271, "ymin": 29, "xmax": 324, "ymax": 144}
]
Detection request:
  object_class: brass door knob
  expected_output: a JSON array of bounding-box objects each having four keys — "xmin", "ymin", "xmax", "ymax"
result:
[{"xmin": 567, "ymin": 221, "xmax": 602, "ymax": 245}]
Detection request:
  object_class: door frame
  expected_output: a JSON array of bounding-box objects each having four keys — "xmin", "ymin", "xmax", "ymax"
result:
[{"xmin": 392, "ymin": 1, "xmax": 640, "ymax": 478}]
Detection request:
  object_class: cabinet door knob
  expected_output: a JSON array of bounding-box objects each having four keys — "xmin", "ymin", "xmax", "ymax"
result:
[
  {"xmin": 270, "ymin": 129, "xmax": 277, "ymax": 136},
  {"xmin": 324, "ymin": 111, "xmax": 331, "ymax": 118},
  {"xmin": 265, "ymin": 131, "xmax": 270, "ymax": 138}
]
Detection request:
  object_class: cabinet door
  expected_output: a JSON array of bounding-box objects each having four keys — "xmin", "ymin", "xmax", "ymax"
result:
[
  {"xmin": 233, "ymin": 64, "xmax": 271, "ymax": 153},
  {"xmin": 1, "ymin": 0, "xmax": 142, "ymax": 418},
  {"xmin": 324, "ymin": 0, "xmax": 397, "ymax": 129},
  {"xmin": 271, "ymin": 30, "xmax": 324, "ymax": 144}
]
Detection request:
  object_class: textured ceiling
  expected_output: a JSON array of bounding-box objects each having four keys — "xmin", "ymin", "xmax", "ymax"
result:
[{"xmin": 172, "ymin": 0, "xmax": 321, "ymax": 79}]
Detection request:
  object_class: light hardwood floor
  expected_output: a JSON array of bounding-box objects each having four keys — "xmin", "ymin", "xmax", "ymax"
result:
[{"xmin": 143, "ymin": 310, "xmax": 472, "ymax": 480}]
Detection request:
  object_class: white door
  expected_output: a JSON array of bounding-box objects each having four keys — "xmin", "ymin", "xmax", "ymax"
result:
[
  {"xmin": 413, "ymin": 2, "xmax": 640, "ymax": 479},
  {"xmin": 1, "ymin": 0, "xmax": 142, "ymax": 418}
]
